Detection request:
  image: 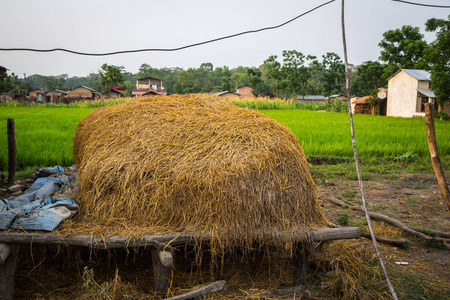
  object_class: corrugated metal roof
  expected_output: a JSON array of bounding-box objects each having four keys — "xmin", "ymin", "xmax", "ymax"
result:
[
  {"xmin": 217, "ymin": 91, "xmax": 239, "ymax": 96},
  {"xmin": 297, "ymin": 95, "xmax": 325, "ymax": 101},
  {"xmin": 417, "ymin": 89, "xmax": 435, "ymax": 98},
  {"xmin": 401, "ymin": 69, "xmax": 431, "ymax": 81}
]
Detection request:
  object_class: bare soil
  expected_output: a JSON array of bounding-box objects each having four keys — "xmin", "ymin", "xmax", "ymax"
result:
[{"xmin": 318, "ymin": 171, "xmax": 450, "ymax": 282}]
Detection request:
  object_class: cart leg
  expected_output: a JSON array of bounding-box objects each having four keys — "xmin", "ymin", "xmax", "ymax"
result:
[
  {"xmin": 0, "ymin": 244, "xmax": 18, "ymax": 300},
  {"xmin": 151, "ymin": 248, "xmax": 173, "ymax": 297},
  {"xmin": 293, "ymin": 244, "xmax": 309, "ymax": 284}
]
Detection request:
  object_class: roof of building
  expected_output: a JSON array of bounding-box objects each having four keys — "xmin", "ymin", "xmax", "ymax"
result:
[
  {"xmin": 389, "ymin": 69, "xmax": 431, "ymax": 81},
  {"xmin": 217, "ymin": 91, "xmax": 240, "ymax": 96},
  {"xmin": 47, "ymin": 89, "xmax": 68, "ymax": 95},
  {"xmin": 352, "ymin": 95, "xmax": 371, "ymax": 104},
  {"xmin": 109, "ymin": 85, "xmax": 126, "ymax": 90},
  {"xmin": 417, "ymin": 89, "xmax": 435, "ymax": 98},
  {"xmin": 103, "ymin": 88, "xmax": 125, "ymax": 96},
  {"xmin": 236, "ymin": 85, "xmax": 252, "ymax": 89},
  {"xmin": 132, "ymin": 89, "xmax": 162, "ymax": 96},
  {"xmin": 69, "ymin": 86, "xmax": 98, "ymax": 93},
  {"xmin": 297, "ymin": 95, "xmax": 326, "ymax": 101},
  {"xmin": 137, "ymin": 76, "xmax": 162, "ymax": 81}
]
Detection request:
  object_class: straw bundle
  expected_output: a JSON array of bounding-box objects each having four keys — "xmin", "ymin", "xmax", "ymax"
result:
[{"xmin": 73, "ymin": 94, "xmax": 327, "ymax": 247}]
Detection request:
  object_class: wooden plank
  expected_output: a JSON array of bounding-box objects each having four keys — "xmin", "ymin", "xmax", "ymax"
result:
[
  {"xmin": 0, "ymin": 244, "xmax": 17, "ymax": 300},
  {"xmin": 7, "ymin": 119, "xmax": 16, "ymax": 185},
  {"xmin": 0, "ymin": 227, "xmax": 361, "ymax": 249}
]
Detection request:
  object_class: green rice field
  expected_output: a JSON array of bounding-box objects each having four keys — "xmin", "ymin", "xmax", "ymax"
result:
[{"xmin": 1, "ymin": 106, "xmax": 449, "ymax": 171}]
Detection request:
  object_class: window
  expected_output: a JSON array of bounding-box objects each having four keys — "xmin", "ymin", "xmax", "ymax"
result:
[{"xmin": 420, "ymin": 97, "xmax": 428, "ymax": 112}]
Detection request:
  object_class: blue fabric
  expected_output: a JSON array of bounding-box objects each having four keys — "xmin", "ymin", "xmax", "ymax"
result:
[{"xmin": 0, "ymin": 166, "xmax": 78, "ymax": 231}]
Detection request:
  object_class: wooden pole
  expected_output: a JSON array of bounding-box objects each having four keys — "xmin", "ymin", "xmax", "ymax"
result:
[
  {"xmin": 7, "ymin": 119, "xmax": 16, "ymax": 185},
  {"xmin": 424, "ymin": 103, "xmax": 450, "ymax": 212}
]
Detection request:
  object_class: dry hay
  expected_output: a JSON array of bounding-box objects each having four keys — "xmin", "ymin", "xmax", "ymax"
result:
[{"xmin": 71, "ymin": 94, "xmax": 328, "ymax": 248}]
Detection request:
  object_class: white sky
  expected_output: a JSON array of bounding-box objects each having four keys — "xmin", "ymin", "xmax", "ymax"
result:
[{"xmin": 0, "ymin": 0, "xmax": 449, "ymax": 77}]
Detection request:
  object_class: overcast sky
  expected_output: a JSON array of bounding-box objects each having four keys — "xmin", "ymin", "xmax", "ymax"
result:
[{"xmin": 0, "ymin": 0, "xmax": 449, "ymax": 77}]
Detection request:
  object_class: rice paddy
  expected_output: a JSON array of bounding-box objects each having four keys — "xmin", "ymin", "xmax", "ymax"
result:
[{"xmin": 1, "ymin": 100, "xmax": 450, "ymax": 172}]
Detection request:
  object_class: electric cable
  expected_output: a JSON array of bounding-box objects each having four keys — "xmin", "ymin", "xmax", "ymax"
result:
[
  {"xmin": 0, "ymin": 0, "xmax": 335, "ymax": 56},
  {"xmin": 391, "ymin": 0, "xmax": 450, "ymax": 8}
]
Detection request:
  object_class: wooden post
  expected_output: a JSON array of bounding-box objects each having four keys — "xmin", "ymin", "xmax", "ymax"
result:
[
  {"xmin": 151, "ymin": 248, "xmax": 173, "ymax": 297},
  {"xmin": 293, "ymin": 243, "xmax": 309, "ymax": 284},
  {"xmin": 0, "ymin": 244, "xmax": 17, "ymax": 300},
  {"xmin": 7, "ymin": 119, "xmax": 16, "ymax": 185},
  {"xmin": 424, "ymin": 103, "xmax": 450, "ymax": 212}
]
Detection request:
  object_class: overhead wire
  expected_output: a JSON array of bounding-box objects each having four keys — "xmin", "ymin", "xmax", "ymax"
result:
[
  {"xmin": 391, "ymin": 0, "xmax": 450, "ymax": 8},
  {"xmin": 0, "ymin": 0, "xmax": 336, "ymax": 56}
]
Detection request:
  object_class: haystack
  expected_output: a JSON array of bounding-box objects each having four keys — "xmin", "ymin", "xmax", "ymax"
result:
[{"xmin": 73, "ymin": 94, "xmax": 328, "ymax": 247}]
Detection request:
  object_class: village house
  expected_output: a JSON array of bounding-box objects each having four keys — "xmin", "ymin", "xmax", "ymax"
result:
[
  {"xmin": 46, "ymin": 89, "xmax": 68, "ymax": 103},
  {"xmin": 28, "ymin": 88, "xmax": 47, "ymax": 102},
  {"xmin": 102, "ymin": 85, "xmax": 126, "ymax": 98},
  {"xmin": 132, "ymin": 76, "xmax": 166, "ymax": 96},
  {"xmin": 387, "ymin": 69, "xmax": 450, "ymax": 118},
  {"xmin": 351, "ymin": 88, "xmax": 388, "ymax": 115},
  {"xmin": 236, "ymin": 85, "xmax": 254, "ymax": 98},
  {"xmin": 66, "ymin": 86, "xmax": 99, "ymax": 101},
  {"xmin": 216, "ymin": 91, "xmax": 241, "ymax": 99}
]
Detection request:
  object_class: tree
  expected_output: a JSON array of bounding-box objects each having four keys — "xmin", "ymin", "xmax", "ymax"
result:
[
  {"xmin": 378, "ymin": 25, "xmax": 429, "ymax": 79},
  {"xmin": 281, "ymin": 50, "xmax": 315, "ymax": 99},
  {"xmin": 99, "ymin": 63, "xmax": 125, "ymax": 90},
  {"xmin": 263, "ymin": 55, "xmax": 283, "ymax": 96},
  {"xmin": 424, "ymin": 15, "xmax": 450, "ymax": 109},
  {"xmin": 351, "ymin": 61, "xmax": 386, "ymax": 96},
  {"xmin": 0, "ymin": 72, "xmax": 20, "ymax": 93},
  {"xmin": 247, "ymin": 67, "xmax": 262, "ymax": 94},
  {"xmin": 321, "ymin": 52, "xmax": 345, "ymax": 97}
]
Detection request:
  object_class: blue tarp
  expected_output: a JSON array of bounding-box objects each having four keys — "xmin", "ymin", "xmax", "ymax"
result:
[{"xmin": 0, "ymin": 166, "xmax": 78, "ymax": 231}]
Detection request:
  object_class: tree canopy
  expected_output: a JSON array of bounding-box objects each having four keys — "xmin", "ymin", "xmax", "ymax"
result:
[
  {"xmin": 424, "ymin": 15, "xmax": 450, "ymax": 104},
  {"xmin": 378, "ymin": 25, "xmax": 429, "ymax": 79}
]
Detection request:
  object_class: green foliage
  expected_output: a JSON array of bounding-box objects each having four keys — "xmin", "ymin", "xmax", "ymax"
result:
[
  {"xmin": 351, "ymin": 61, "xmax": 386, "ymax": 96},
  {"xmin": 424, "ymin": 15, "xmax": 450, "ymax": 104},
  {"xmin": 82, "ymin": 266, "xmax": 110, "ymax": 299},
  {"xmin": 436, "ymin": 111, "xmax": 450, "ymax": 121},
  {"xmin": 378, "ymin": 25, "xmax": 429, "ymax": 79},
  {"xmin": 393, "ymin": 152, "xmax": 419, "ymax": 163},
  {"xmin": 337, "ymin": 210, "xmax": 351, "ymax": 225},
  {"xmin": 99, "ymin": 63, "xmax": 125, "ymax": 90},
  {"xmin": 321, "ymin": 52, "xmax": 345, "ymax": 97}
]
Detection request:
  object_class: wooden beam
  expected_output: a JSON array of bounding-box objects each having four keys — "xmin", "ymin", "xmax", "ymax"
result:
[
  {"xmin": 0, "ymin": 228, "xmax": 361, "ymax": 250},
  {"xmin": 0, "ymin": 244, "xmax": 17, "ymax": 300},
  {"xmin": 163, "ymin": 280, "xmax": 227, "ymax": 300}
]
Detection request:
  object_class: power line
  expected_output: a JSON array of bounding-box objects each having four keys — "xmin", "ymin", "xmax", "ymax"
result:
[
  {"xmin": 391, "ymin": 0, "xmax": 450, "ymax": 8},
  {"xmin": 0, "ymin": 0, "xmax": 335, "ymax": 56}
]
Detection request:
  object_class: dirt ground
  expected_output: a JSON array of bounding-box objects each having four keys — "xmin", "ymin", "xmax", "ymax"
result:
[{"xmin": 317, "ymin": 171, "xmax": 450, "ymax": 283}]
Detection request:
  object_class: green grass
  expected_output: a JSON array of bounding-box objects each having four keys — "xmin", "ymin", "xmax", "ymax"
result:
[
  {"xmin": 0, "ymin": 106, "xmax": 92, "ymax": 170},
  {"xmin": 260, "ymin": 109, "xmax": 450, "ymax": 158},
  {"xmin": 1, "ymin": 105, "xmax": 449, "ymax": 173}
]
